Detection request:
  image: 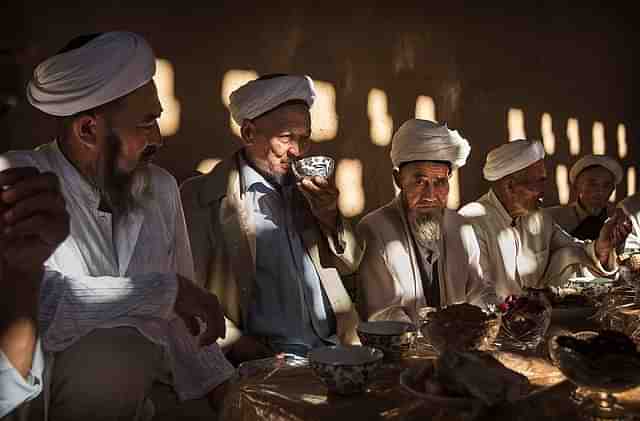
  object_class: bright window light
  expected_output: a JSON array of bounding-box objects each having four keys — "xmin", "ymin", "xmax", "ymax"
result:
[
  {"xmin": 336, "ymin": 159, "xmax": 365, "ymax": 217},
  {"xmin": 368, "ymin": 89, "xmax": 393, "ymax": 146},
  {"xmin": 153, "ymin": 59, "xmax": 180, "ymax": 136}
]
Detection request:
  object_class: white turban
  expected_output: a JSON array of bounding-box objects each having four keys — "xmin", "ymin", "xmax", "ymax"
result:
[
  {"xmin": 483, "ymin": 139, "xmax": 545, "ymax": 181},
  {"xmin": 390, "ymin": 119, "xmax": 470, "ymax": 170},
  {"xmin": 229, "ymin": 75, "xmax": 316, "ymax": 125},
  {"xmin": 570, "ymin": 154, "xmax": 623, "ymax": 185},
  {"xmin": 27, "ymin": 31, "xmax": 156, "ymax": 116}
]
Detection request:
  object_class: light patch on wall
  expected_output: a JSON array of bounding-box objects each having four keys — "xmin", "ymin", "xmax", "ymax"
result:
[
  {"xmin": 567, "ymin": 118, "xmax": 580, "ymax": 156},
  {"xmin": 609, "ymin": 190, "xmax": 616, "ymax": 202},
  {"xmin": 507, "ymin": 108, "xmax": 526, "ymax": 141},
  {"xmin": 368, "ymin": 89, "xmax": 393, "ymax": 146},
  {"xmin": 153, "ymin": 59, "xmax": 180, "ymax": 136},
  {"xmin": 415, "ymin": 95, "xmax": 436, "ymax": 121},
  {"xmin": 556, "ymin": 164, "xmax": 570, "ymax": 205},
  {"xmin": 618, "ymin": 124, "xmax": 628, "ymax": 159},
  {"xmin": 336, "ymin": 159, "xmax": 365, "ymax": 217},
  {"xmin": 447, "ymin": 169, "xmax": 460, "ymax": 210},
  {"xmin": 541, "ymin": 113, "xmax": 555, "ymax": 155},
  {"xmin": 592, "ymin": 121, "xmax": 606, "ymax": 155},
  {"xmin": 221, "ymin": 70, "xmax": 259, "ymax": 137},
  {"xmin": 628, "ymin": 167, "xmax": 636, "ymax": 197},
  {"xmin": 310, "ymin": 80, "xmax": 338, "ymax": 142},
  {"xmin": 197, "ymin": 158, "xmax": 221, "ymax": 174}
]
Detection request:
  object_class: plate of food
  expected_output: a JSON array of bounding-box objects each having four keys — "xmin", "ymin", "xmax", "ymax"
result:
[{"xmin": 400, "ymin": 349, "xmax": 529, "ymax": 410}]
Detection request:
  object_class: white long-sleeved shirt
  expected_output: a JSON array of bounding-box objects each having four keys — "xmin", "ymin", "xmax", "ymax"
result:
[
  {"xmin": 0, "ymin": 340, "xmax": 44, "ymax": 417},
  {"xmin": 0, "ymin": 141, "xmax": 234, "ymax": 414},
  {"xmin": 459, "ymin": 190, "xmax": 616, "ymax": 300}
]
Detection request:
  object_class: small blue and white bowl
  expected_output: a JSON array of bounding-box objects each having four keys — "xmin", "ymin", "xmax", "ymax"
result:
[
  {"xmin": 308, "ymin": 345, "xmax": 383, "ymax": 395},
  {"xmin": 357, "ymin": 321, "xmax": 414, "ymax": 360},
  {"xmin": 292, "ymin": 155, "xmax": 335, "ymax": 179}
]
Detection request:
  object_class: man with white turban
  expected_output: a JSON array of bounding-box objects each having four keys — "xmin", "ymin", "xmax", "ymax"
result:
[
  {"xmin": 181, "ymin": 74, "xmax": 362, "ymax": 364},
  {"xmin": 1, "ymin": 32, "xmax": 235, "ymax": 420},
  {"xmin": 547, "ymin": 155, "xmax": 623, "ymax": 240},
  {"xmin": 357, "ymin": 119, "xmax": 493, "ymax": 323},
  {"xmin": 459, "ymin": 139, "xmax": 631, "ymax": 301}
]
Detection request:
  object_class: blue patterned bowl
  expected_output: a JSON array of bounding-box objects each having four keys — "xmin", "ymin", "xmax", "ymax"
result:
[
  {"xmin": 357, "ymin": 321, "xmax": 414, "ymax": 360},
  {"xmin": 308, "ymin": 345, "xmax": 383, "ymax": 395},
  {"xmin": 292, "ymin": 155, "xmax": 335, "ymax": 179}
]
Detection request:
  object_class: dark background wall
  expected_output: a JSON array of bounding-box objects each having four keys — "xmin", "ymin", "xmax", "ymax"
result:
[{"xmin": 1, "ymin": 2, "xmax": 635, "ymax": 221}]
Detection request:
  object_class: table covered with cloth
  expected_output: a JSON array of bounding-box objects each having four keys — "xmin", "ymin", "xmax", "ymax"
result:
[{"xmin": 221, "ymin": 307, "xmax": 640, "ymax": 421}]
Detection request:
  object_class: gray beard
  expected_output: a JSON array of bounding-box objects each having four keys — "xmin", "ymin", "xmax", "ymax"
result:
[{"xmin": 409, "ymin": 210, "xmax": 443, "ymax": 245}]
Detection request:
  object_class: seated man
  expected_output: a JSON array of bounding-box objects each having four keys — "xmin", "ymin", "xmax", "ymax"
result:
[
  {"xmin": 357, "ymin": 119, "xmax": 492, "ymax": 322},
  {"xmin": 459, "ymin": 139, "xmax": 631, "ymax": 301},
  {"xmin": 546, "ymin": 154, "xmax": 622, "ymax": 240},
  {"xmin": 1, "ymin": 167, "xmax": 68, "ymax": 419},
  {"xmin": 181, "ymin": 74, "xmax": 362, "ymax": 363},
  {"xmin": 2, "ymin": 32, "xmax": 235, "ymax": 420}
]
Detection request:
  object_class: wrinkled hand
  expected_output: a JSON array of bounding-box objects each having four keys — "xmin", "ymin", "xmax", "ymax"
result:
[
  {"xmin": 175, "ymin": 275, "xmax": 226, "ymax": 347},
  {"xmin": 1, "ymin": 167, "xmax": 69, "ymax": 277},
  {"xmin": 297, "ymin": 176, "xmax": 339, "ymax": 231},
  {"xmin": 595, "ymin": 208, "xmax": 632, "ymax": 263}
]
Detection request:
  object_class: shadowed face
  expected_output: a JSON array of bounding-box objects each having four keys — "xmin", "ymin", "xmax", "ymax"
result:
[
  {"xmin": 575, "ymin": 166, "xmax": 615, "ymax": 215},
  {"xmin": 395, "ymin": 161, "xmax": 450, "ymax": 214},
  {"xmin": 91, "ymin": 81, "xmax": 163, "ymax": 211},
  {"xmin": 506, "ymin": 160, "xmax": 547, "ymax": 215},
  {"xmin": 241, "ymin": 102, "xmax": 311, "ymax": 181}
]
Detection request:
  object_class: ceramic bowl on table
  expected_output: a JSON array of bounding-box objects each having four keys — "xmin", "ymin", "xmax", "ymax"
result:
[
  {"xmin": 291, "ymin": 156, "xmax": 335, "ymax": 179},
  {"xmin": 357, "ymin": 320, "xmax": 414, "ymax": 360},
  {"xmin": 308, "ymin": 345, "xmax": 383, "ymax": 395}
]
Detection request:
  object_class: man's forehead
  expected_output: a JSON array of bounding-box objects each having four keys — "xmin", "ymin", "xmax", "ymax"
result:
[{"xmin": 404, "ymin": 161, "xmax": 450, "ymax": 177}]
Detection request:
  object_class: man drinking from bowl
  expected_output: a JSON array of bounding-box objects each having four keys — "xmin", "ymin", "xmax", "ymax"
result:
[
  {"xmin": 357, "ymin": 119, "xmax": 494, "ymax": 323},
  {"xmin": 181, "ymin": 74, "xmax": 362, "ymax": 364}
]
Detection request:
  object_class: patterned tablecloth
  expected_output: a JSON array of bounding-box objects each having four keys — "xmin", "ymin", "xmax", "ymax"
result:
[{"xmin": 221, "ymin": 307, "xmax": 640, "ymax": 421}]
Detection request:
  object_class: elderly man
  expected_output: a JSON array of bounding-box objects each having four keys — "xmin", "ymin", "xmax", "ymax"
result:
[
  {"xmin": 547, "ymin": 154, "xmax": 623, "ymax": 240},
  {"xmin": 459, "ymin": 139, "xmax": 631, "ymax": 301},
  {"xmin": 1, "ymin": 168, "xmax": 68, "ymax": 419},
  {"xmin": 357, "ymin": 119, "xmax": 492, "ymax": 322},
  {"xmin": 181, "ymin": 74, "xmax": 362, "ymax": 363},
  {"xmin": 1, "ymin": 32, "xmax": 235, "ymax": 420}
]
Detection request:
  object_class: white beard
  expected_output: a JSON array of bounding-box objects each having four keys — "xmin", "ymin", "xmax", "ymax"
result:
[{"xmin": 410, "ymin": 209, "xmax": 443, "ymax": 245}]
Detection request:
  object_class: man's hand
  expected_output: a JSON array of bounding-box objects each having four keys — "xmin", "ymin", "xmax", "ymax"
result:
[
  {"xmin": 0, "ymin": 167, "xmax": 69, "ymax": 378},
  {"xmin": 297, "ymin": 176, "xmax": 339, "ymax": 232},
  {"xmin": 174, "ymin": 275, "xmax": 226, "ymax": 347},
  {"xmin": 1, "ymin": 167, "xmax": 69, "ymax": 276},
  {"xmin": 227, "ymin": 334, "xmax": 275, "ymax": 366},
  {"xmin": 595, "ymin": 208, "xmax": 632, "ymax": 264}
]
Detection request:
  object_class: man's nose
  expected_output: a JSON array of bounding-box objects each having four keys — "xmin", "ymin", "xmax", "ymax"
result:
[
  {"xmin": 287, "ymin": 143, "xmax": 302, "ymax": 158},
  {"xmin": 422, "ymin": 183, "xmax": 435, "ymax": 198}
]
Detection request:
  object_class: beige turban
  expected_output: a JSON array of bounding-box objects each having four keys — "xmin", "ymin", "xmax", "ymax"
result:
[
  {"xmin": 390, "ymin": 119, "xmax": 470, "ymax": 170},
  {"xmin": 229, "ymin": 75, "xmax": 316, "ymax": 125},
  {"xmin": 27, "ymin": 31, "xmax": 156, "ymax": 116},
  {"xmin": 569, "ymin": 154, "xmax": 623, "ymax": 185},
  {"xmin": 483, "ymin": 139, "xmax": 545, "ymax": 181}
]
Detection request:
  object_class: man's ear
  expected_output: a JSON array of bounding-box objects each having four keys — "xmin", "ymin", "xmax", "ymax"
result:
[
  {"xmin": 240, "ymin": 120, "xmax": 257, "ymax": 146},
  {"xmin": 392, "ymin": 168, "xmax": 401, "ymax": 189},
  {"xmin": 72, "ymin": 114, "xmax": 99, "ymax": 149}
]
